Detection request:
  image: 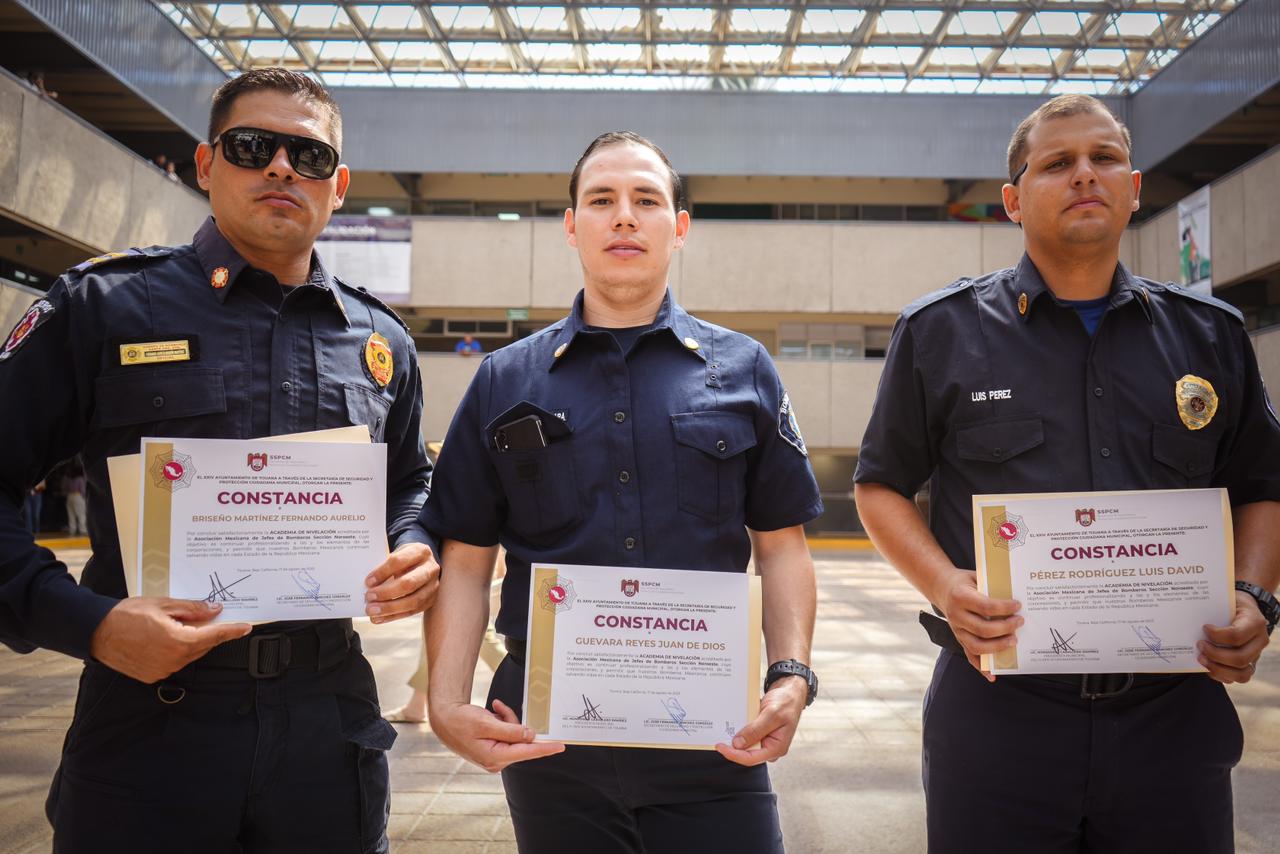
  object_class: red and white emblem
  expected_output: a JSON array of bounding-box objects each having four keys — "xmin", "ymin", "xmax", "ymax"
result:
[
  {"xmin": 247, "ymin": 453, "xmax": 268, "ymax": 472},
  {"xmin": 988, "ymin": 513, "xmax": 1028, "ymax": 550},
  {"xmin": 1075, "ymin": 508, "xmax": 1096, "ymax": 528},
  {"xmin": 149, "ymin": 451, "xmax": 195, "ymax": 491},
  {"xmin": 0, "ymin": 300, "xmax": 54, "ymax": 363},
  {"xmin": 537, "ymin": 575, "xmax": 577, "ymax": 613},
  {"xmin": 621, "ymin": 578, "xmax": 639, "ymax": 598}
]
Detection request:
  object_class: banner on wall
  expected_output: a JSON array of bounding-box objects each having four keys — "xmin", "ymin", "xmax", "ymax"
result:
[
  {"xmin": 1177, "ymin": 187, "xmax": 1211, "ymax": 295},
  {"xmin": 315, "ymin": 216, "xmax": 412, "ymax": 303}
]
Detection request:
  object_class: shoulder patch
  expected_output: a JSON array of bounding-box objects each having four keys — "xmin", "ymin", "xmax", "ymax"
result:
[
  {"xmin": 778, "ymin": 391, "xmax": 808, "ymax": 457},
  {"xmin": 902, "ymin": 277, "xmax": 976, "ymax": 319},
  {"xmin": 334, "ymin": 276, "xmax": 411, "ymax": 333},
  {"xmin": 67, "ymin": 246, "xmax": 175, "ymax": 278},
  {"xmin": 1158, "ymin": 282, "xmax": 1244, "ymax": 323},
  {"xmin": 0, "ymin": 299, "xmax": 55, "ymax": 363}
]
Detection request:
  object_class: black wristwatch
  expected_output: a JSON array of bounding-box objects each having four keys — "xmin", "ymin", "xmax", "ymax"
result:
[
  {"xmin": 1236, "ymin": 581, "xmax": 1280, "ymax": 636},
  {"xmin": 763, "ymin": 659, "xmax": 818, "ymax": 707}
]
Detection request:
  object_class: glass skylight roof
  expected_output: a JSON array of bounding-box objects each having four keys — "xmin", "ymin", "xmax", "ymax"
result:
[{"xmin": 155, "ymin": 1, "xmax": 1236, "ymax": 94}]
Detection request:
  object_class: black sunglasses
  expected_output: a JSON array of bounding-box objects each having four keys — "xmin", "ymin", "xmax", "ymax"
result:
[{"xmin": 212, "ymin": 126, "xmax": 339, "ymax": 180}]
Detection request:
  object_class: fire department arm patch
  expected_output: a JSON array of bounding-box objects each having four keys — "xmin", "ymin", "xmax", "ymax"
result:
[
  {"xmin": 778, "ymin": 391, "xmax": 808, "ymax": 457},
  {"xmin": 0, "ymin": 299, "xmax": 55, "ymax": 363}
]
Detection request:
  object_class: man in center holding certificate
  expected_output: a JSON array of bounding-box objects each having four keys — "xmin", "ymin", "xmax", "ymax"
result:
[{"xmin": 422, "ymin": 132, "xmax": 823, "ymax": 853}]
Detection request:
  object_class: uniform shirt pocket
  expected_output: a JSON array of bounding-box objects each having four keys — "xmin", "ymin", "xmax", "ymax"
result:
[
  {"xmin": 93, "ymin": 368, "xmax": 226, "ymax": 429},
  {"xmin": 344, "ymin": 383, "xmax": 392, "ymax": 443},
  {"xmin": 671, "ymin": 411, "xmax": 758, "ymax": 524},
  {"xmin": 490, "ymin": 441, "xmax": 581, "ymax": 546},
  {"xmin": 952, "ymin": 415, "xmax": 1051, "ymax": 493},
  {"xmin": 1151, "ymin": 423, "xmax": 1216, "ymax": 485}
]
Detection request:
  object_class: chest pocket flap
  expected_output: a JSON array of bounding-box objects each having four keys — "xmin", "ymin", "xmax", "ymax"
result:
[
  {"xmin": 955, "ymin": 415, "xmax": 1045, "ymax": 463},
  {"xmin": 671, "ymin": 411, "xmax": 757, "ymax": 524},
  {"xmin": 1152, "ymin": 423, "xmax": 1216, "ymax": 479},
  {"xmin": 93, "ymin": 368, "xmax": 226, "ymax": 429},
  {"xmin": 671, "ymin": 411, "xmax": 757, "ymax": 459},
  {"xmin": 345, "ymin": 384, "xmax": 392, "ymax": 443}
]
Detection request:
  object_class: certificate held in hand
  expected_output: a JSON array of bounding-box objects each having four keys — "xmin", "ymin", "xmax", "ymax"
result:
[
  {"xmin": 524, "ymin": 563, "xmax": 762, "ymax": 749},
  {"xmin": 973, "ymin": 488, "xmax": 1234, "ymax": 675},
  {"xmin": 133, "ymin": 434, "xmax": 389, "ymax": 622}
]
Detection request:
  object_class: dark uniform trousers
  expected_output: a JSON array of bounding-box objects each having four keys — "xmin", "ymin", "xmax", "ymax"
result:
[
  {"xmin": 922, "ymin": 651, "xmax": 1241, "ymax": 854},
  {"xmin": 46, "ymin": 627, "xmax": 396, "ymax": 854},
  {"xmin": 488, "ymin": 655, "xmax": 784, "ymax": 854}
]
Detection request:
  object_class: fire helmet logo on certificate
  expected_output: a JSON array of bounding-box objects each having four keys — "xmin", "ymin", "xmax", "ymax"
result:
[
  {"xmin": 988, "ymin": 513, "xmax": 1028, "ymax": 550},
  {"xmin": 150, "ymin": 451, "xmax": 195, "ymax": 491},
  {"xmin": 539, "ymin": 575, "xmax": 576, "ymax": 613}
]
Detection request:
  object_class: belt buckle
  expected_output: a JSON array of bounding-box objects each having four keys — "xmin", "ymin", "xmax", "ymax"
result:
[
  {"xmin": 1079, "ymin": 672, "xmax": 1134, "ymax": 700},
  {"xmin": 248, "ymin": 633, "xmax": 292, "ymax": 679}
]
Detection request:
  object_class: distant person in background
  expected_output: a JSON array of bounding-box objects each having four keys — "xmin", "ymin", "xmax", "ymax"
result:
[
  {"xmin": 454, "ymin": 333, "xmax": 483, "ymax": 356},
  {"xmin": 165, "ymin": 161, "xmax": 181, "ymax": 183},
  {"xmin": 383, "ymin": 652, "xmax": 428, "ymax": 725},
  {"xmin": 27, "ymin": 71, "xmax": 57, "ymax": 100},
  {"xmin": 23, "ymin": 481, "xmax": 44, "ymax": 535},
  {"xmin": 63, "ymin": 466, "xmax": 87, "ymax": 537}
]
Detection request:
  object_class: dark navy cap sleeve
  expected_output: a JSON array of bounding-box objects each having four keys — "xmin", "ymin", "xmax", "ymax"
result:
[
  {"xmin": 420, "ymin": 356, "xmax": 506, "ymax": 547},
  {"xmin": 744, "ymin": 342, "xmax": 823, "ymax": 531},
  {"xmin": 1214, "ymin": 324, "xmax": 1280, "ymax": 506},
  {"xmin": 0, "ymin": 279, "xmax": 118, "ymax": 658},
  {"xmin": 854, "ymin": 316, "xmax": 937, "ymax": 498}
]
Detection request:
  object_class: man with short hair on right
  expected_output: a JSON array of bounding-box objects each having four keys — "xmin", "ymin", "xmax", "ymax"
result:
[{"xmin": 854, "ymin": 94, "xmax": 1280, "ymax": 853}]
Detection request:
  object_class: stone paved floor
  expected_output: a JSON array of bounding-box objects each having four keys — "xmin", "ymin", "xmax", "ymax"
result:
[{"xmin": 1, "ymin": 547, "xmax": 1277, "ymax": 852}]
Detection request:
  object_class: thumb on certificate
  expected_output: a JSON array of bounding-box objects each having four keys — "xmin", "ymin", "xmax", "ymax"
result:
[{"xmin": 160, "ymin": 597, "xmax": 228, "ymax": 623}]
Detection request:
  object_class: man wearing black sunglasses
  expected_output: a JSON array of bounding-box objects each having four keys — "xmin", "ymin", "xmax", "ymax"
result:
[{"xmin": 0, "ymin": 68, "xmax": 438, "ymax": 853}]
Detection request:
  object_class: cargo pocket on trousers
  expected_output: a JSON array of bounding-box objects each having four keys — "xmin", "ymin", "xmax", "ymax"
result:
[{"xmin": 345, "ymin": 716, "xmax": 397, "ymax": 853}]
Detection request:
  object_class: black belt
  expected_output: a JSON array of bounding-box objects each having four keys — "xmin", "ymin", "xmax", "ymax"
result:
[
  {"xmin": 198, "ymin": 620, "xmax": 355, "ymax": 679},
  {"xmin": 505, "ymin": 636, "xmax": 527, "ymax": 665},
  {"xmin": 918, "ymin": 610, "xmax": 1175, "ymax": 700}
]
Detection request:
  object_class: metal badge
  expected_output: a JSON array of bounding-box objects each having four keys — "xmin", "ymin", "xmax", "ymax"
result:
[
  {"xmin": 554, "ymin": 342, "xmax": 568, "ymax": 359},
  {"xmin": 1017, "ymin": 292, "xmax": 1028, "ymax": 316},
  {"xmin": 364, "ymin": 332, "xmax": 394, "ymax": 387},
  {"xmin": 210, "ymin": 267, "xmax": 230, "ymax": 289},
  {"xmin": 683, "ymin": 336, "xmax": 700, "ymax": 350},
  {"xmin": 1176, "ymin": 374, "xmax": 1218, "ymax": 430}
]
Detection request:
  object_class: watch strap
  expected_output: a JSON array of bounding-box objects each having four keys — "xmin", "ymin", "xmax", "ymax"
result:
[
  {"xmin": 1236, "ymin": 581, "xmax": 1280, "ymax": 635},
  {"xmin": 764, "ymin": 659, "xmax": 818, "ymax": 706}
]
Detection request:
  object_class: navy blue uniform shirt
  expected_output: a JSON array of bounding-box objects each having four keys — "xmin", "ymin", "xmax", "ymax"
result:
[
  {"xmin": 423, "ymin": 290, "xmax": 823, "ymax": 639},
  {"xmin": 854, "ymin": 254, "xmax": 1280, "ymax": 573},
  {"xmin": 0, "ymin": 217, "xmax": 433, "ymax": 659}
]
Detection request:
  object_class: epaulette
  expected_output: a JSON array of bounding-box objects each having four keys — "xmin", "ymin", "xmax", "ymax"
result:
[
  {"xmin": 902, "ymin": 277, "xmax": 977, "ymax": 319},
  {"xmin": 334, "ymin": 276, "xmax": 412, "ymax": 333},
  {"xmin": 66, "ymin": 246, "xmax": 175, "ymax": 278},
  {"xmin": 1156, "ymin": 282, "xmax": 1244, "ymax": 323}
]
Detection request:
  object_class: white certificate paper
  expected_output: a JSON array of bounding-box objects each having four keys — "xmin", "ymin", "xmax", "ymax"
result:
[
  {"xmin": 138, "ymin": 437, "xmax": 388, "ymax": 621},
  {"xmin": 973, "ymin": 488, "xmax": 1234, "ymax": 674},
  {"xmin": 523, "ymin": 564, "xmax": 762, "ymax": 750}
]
